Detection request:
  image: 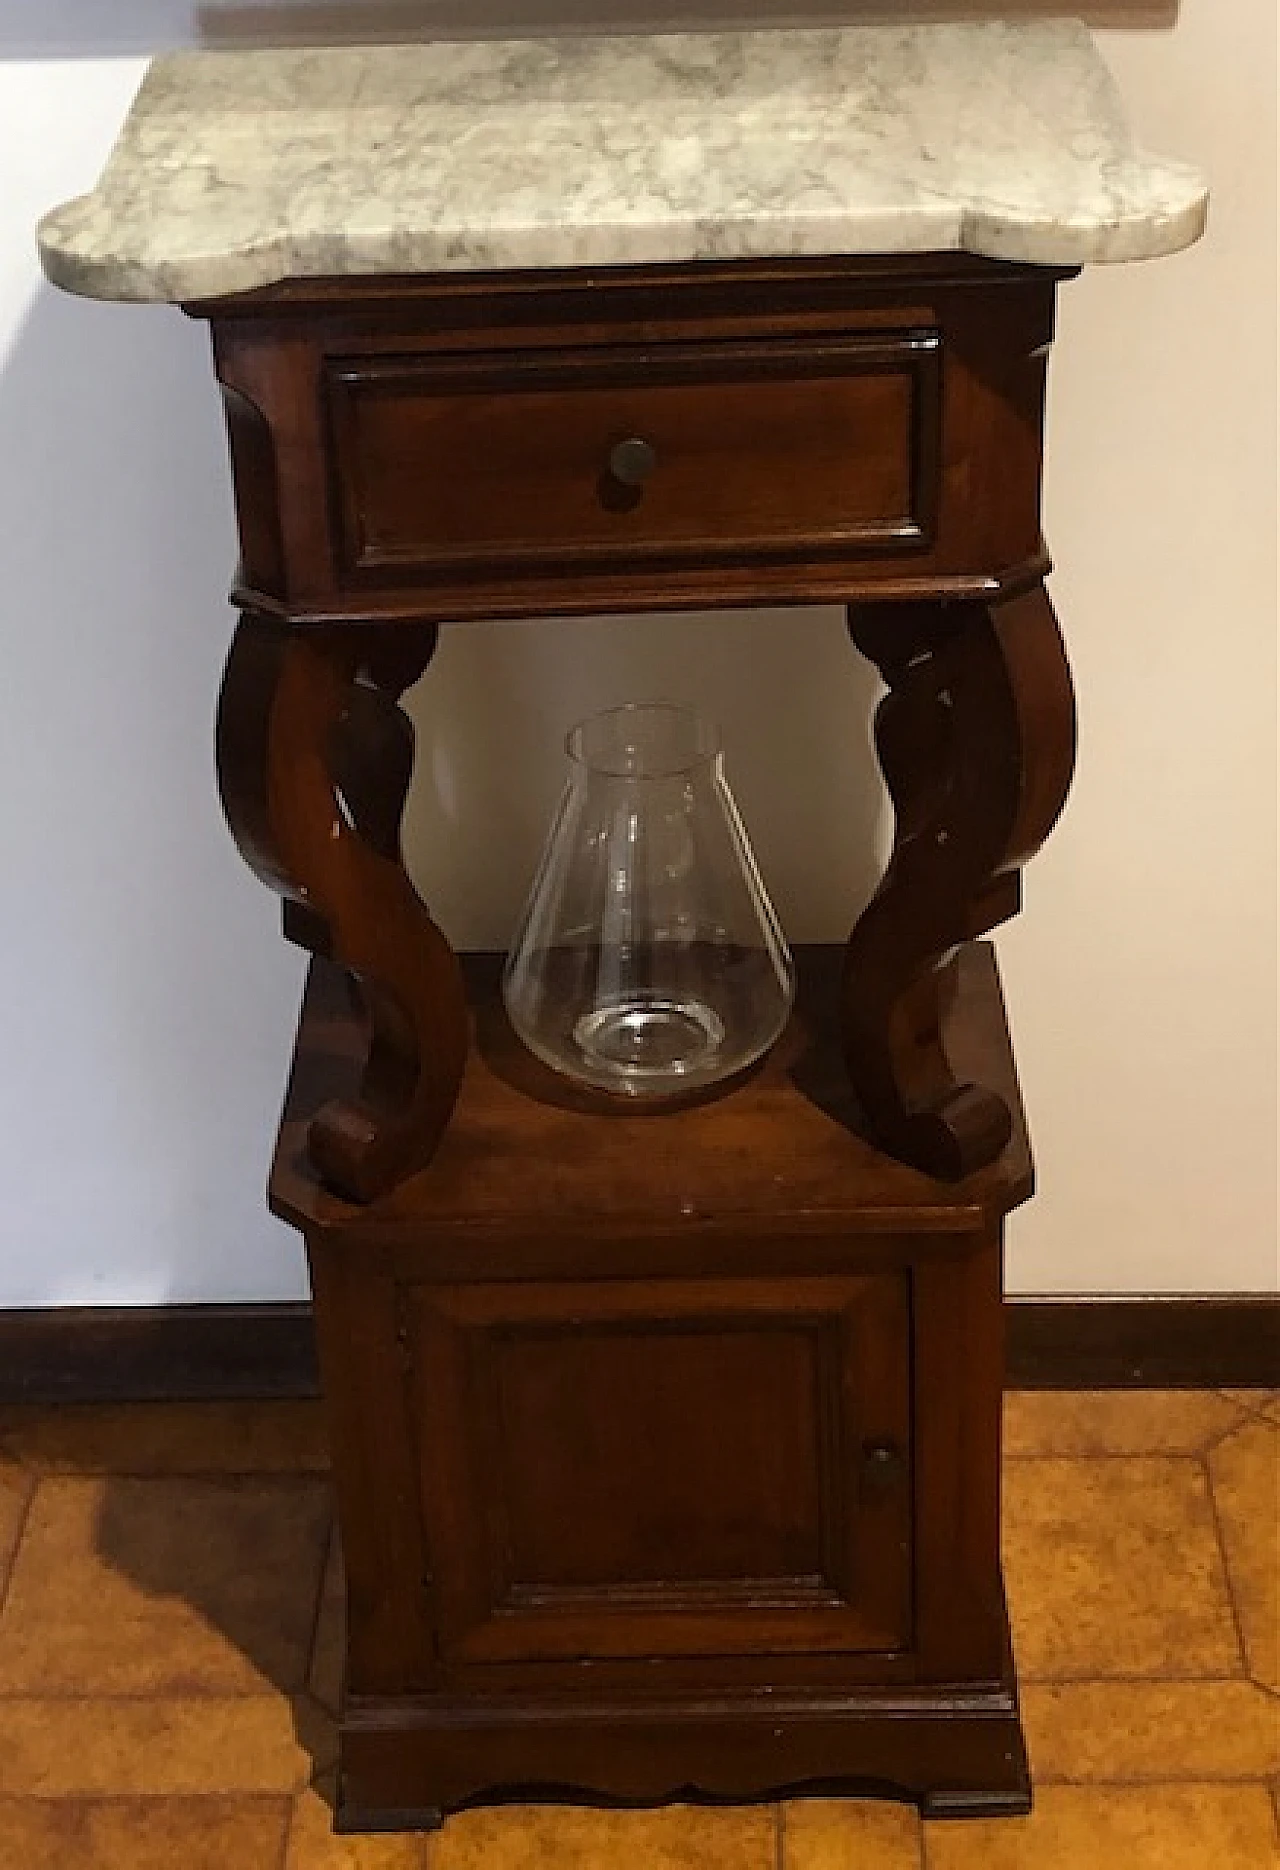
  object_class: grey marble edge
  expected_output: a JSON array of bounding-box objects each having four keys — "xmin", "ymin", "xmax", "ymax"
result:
[{"xmin": 35, "ymin": 27, "xmax": 1209, "ymax": 305}]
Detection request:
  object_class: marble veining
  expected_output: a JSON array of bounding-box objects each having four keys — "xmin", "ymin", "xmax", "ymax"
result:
[{"xmin": 38, "ymin": 22, "xmax": 1207, "ymax": 302}]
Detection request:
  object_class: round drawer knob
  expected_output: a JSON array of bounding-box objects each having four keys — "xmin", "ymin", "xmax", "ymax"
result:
[
  {"xmin": 607, "ymin": 436, "xmax": 658, "ymax": 488},
  {"xmin": 861, "ymin": 1439, "xmax": 906, "ymax": 1490}
]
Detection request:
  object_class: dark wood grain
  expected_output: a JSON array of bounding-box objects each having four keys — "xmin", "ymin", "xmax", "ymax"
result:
[
  {"xmin": 205, "ymin": 254, "xmax": 1061, "ymax": 625},
  {"xmin": 325, "ymin": 332, "xmax": 939, "ymax": 579},
  {"xmin": 843, "ymin": 586, "xmax": 1076, "ymax": 1178},
  {"xmin": 406, "ymin": 1271, "xmax": 911, "ymax": 1665},
  {"xmin": 261, "ymin": 945, "xmax": 1028, "ymax": 1816},
  {"xmin": 307, "ymin": 1234, "xmax": 438, "ymax": 1695},
  {"xmin": 268, "ymin": 946, "xmax": 1033, "ymax": 1247},
  {"xmin": 337, "ymin": 1681, "xmax": 1030, "ymax": 1829},
  {"xmin": 185, "ymin": 253, "xmax": 1092, "ymax": 1824},
  {"xmin": 216, "ymin": 609, "xmax": 467, "ymax": 1200},
  {"xmin": 206, "ymin": 253, "xmax": 1072, "ymax": 1201}
]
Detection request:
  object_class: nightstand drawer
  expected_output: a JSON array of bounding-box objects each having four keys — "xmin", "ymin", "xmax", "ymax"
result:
[{"xmin": 324, "ymin": 332, "xmax": 941, "ymax": 585}]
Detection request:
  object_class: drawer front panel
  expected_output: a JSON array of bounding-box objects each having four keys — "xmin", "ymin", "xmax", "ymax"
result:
[
  {"xmin": 406, "ymin": 1271, "xmax": 912, "ymax": 1666},
  {"xmin": 325, "ymin": 333, "xmax": 940, "ymax": 582}
]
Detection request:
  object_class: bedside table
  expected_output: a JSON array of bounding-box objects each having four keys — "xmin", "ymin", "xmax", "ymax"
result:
[{"xmin": 39, "ymin": 21, "xmax": 1206, "ymax": 1829}]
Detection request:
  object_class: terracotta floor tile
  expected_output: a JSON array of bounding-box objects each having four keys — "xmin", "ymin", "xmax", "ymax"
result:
[
  {"xmin": 1209, "ymin": 1419, "xmax": 1280, "ymax": 1691},
  {"xmin": 923, "ymin": 1783, "xmax": 1279, "ymax": 1869},
  {"xmin": 783, "ymin": 1798, "xmax": 921, "ymax": 1867},
  {"xmin": 293, "ymin": 1691, "xmax": 340, "ymax": 1779},
  {"xmin": 1221, "ymin": 1391, "xmax": 1280, "ymax": 1424},
  {"xmin": 0, "ymin": 1462, "xmax": 31, "ymax": 1603},
  {"xmin": 0, "ymin": 1400, "xmax": 330, "ymax": 1474},
  {"xmin": 0, "ymin": 1475, "xmax": 330, "ymax": 1696},
  {"xmin": 288, "ymin": 1783, "xmax": 428, "ymax": 1867},
  {"xmin": 0, "ymin": 1390, "xmax": 1269, "ymax": 1868},
  {"xmin": 0, "ymin": 1795, "xmax": 288, "ymax": 1870},
  {"xmin": 0, "ymin": 1695, "xmax": 315, "ymax": 1796},
  {"xmin": 1004, "ymin": 1391, "xmax": 1247, "ymax": 1458},
  {"xmin": 1022, "ymin": 1679, "xmax": 1280, "ymax": 1781},
  {"xmin": 429, "ymin": 1802, "xmax": 777, "ymax": 1869},
  {"xmin": 1003, "ymin": 1457, "xmax": 1241, "ymax": 1679},
  {"xmin": 309, "ymin": 1528, "xmax": 345, "ymax": 1717}
]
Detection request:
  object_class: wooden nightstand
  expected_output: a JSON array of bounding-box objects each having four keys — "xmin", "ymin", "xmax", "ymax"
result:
[
  {"xmin": 38, "ymin": 22, "xmax": 1205, "ymax": 1832},
  {"xmin": 208, "ymin": 253, "xmax": 1063, "ymax": 1824}
]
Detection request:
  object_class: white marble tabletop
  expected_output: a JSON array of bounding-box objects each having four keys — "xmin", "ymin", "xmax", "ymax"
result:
[{"xmin": 38, "ymin": 21, "xmax": 1207, "ymax": 303}]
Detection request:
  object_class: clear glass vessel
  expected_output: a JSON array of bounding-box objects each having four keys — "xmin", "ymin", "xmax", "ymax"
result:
[{"xmin": 502, "ymin": 703, "xmax": 795, "ymax": 1099}]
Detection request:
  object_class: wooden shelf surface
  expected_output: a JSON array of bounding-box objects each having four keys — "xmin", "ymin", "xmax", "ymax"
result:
[{"xmin": 270, "ymin": 943, "xmax": 1031, "ymax": 1254}]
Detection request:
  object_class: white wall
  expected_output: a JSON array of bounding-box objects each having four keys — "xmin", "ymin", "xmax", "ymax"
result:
[{"xmin": 0, "ymin": 0, "xmax": 1274, "ymax": 1305}]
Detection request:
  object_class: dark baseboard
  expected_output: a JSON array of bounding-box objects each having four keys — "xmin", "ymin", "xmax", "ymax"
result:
[
  {"xmin": 0, "ymin": 1304, "xmax": 320, "ymax": 1406},
  {"xmin": 0, "ymin": 1297, "xmax": 1275, "ymax": 1407},
  {"xmin": 1005, "ymin": 1297, "xmax": 1278, "ymax": 1390}
]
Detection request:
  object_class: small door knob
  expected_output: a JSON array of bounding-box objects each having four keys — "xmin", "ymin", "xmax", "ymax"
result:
[
  {"xmin": 607, "ymin": 436, "xmax": 658, "ymax": 489},
  {"xmin": 861, "ymin": 1438, "xmax": 906, "ymax": 1491}
]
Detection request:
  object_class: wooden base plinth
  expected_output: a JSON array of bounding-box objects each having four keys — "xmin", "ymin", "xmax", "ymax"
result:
[{"xmin": 334, "ymin": 1639, "xmax": 1031, "ymax": 1828}]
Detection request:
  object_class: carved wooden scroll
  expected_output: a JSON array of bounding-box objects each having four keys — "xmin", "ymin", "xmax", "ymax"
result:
[
  {"xmin": 844, "ymin": 586, "xmax": 1076, "ymax": 1179},
  {"xmin": 216, "ymin": 613, "xmax": 467, "ymax": 1203}
]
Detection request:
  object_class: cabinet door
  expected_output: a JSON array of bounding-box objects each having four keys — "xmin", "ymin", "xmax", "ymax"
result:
[{"xmin": 405, "ymin": 1272, "xmax": 911, "ymax": 1666}]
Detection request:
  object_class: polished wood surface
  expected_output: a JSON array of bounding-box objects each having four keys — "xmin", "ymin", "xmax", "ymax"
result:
[
  {"xmin": 843, "ymin": 587, "xmax": 1076, "ymax": 1177},
  {"xmin": 216, "ymin": 611, "xmax": 467, "ymax": 1201},
  {"xmin": 325, "ymin": 331, "xmax": 939, "ymax": 579},
  {"xmin": 205, "ymin": 254, "xmax": 1065, "ymax": 626},
  {"xmin": 197, "ymin": 252, "xmax": 1082, "ymax": 1825},
  {"xmin": 409, "ymin": 1270, "xmax": 911, "ymax": 1665},
  {"xmin": 209, "ymin": 253, "xmax": 1072, "ymax": 1194},
  {"xmin": 271, "ymin": 947, "xmax": 1031, "ymax": 1246},
  {"xmin": 282, "ymin": 946, "xmax": 1028, "ymax": 1823}
]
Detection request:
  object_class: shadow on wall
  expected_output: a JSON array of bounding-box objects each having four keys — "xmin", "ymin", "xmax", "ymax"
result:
[
  {"xmin": 2, "ymin": 262, "xmax": 884, "ymax": 1300},
  {"xmin": 0, "ymin": 0, "xmax": 1178, "ymax": 55},
  {"xmin": 0, "ymin": 280, "xmax": 304, "ymax": 1301},
  {"xmin": 0, "ymin": 287, "xmax": 887, "ymax": 1274}
]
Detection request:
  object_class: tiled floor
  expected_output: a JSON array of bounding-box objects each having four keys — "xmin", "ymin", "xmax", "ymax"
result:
[{"xmin": 0, "ymin": 1391, "xmax": 1275, "ymax": 1868}]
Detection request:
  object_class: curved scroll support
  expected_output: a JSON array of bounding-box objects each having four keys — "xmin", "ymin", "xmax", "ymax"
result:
[
  {"xmin": 217, "ymin": 612, "xmax": 467, "ymax": 1203},
  {"xmin": 844, "ymin": 586, "xmax": 1076, "ymax": 1179}
]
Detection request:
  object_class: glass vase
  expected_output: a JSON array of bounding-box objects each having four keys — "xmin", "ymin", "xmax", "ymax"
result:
[{"xmin": 502, "ymin": 703, "xmax": 795, "ymax": 1099}]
